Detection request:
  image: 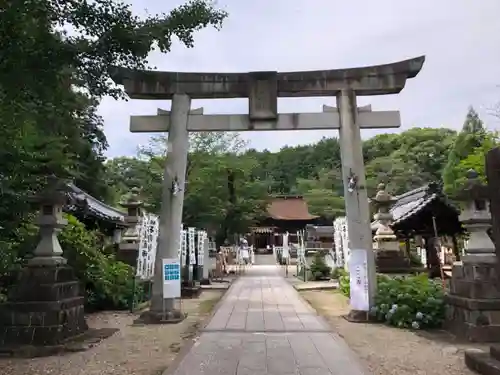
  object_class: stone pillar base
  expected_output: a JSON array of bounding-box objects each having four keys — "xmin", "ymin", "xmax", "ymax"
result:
[
  {"xmin": 181, "ymin": 282, "xmax": 202, "ymax": 299},
  {"xmin": 445, "ymin": 262, "xmax": 500, "ymax": 342},
  {"xmin": 135, "ymin": 309, "xmax": 187, "ymax": 325},
  {"xmin": 465, "ymin": 345, "xmax": 500, "ymax": 375},
  {"xmin": 0, "ymin": 265, "xmax": 88, "ymax": 347},
  {"xmin": 344, "ymin": 310, "xmax": 377, "ymax": 323},
  {"xmin": 376, "ymin": 250, "xmax": 411, "ymax": 273}
]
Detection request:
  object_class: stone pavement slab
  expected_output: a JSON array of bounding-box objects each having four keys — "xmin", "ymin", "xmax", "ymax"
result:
[
  {"xmin": 167, "ymin": 265, "xmax": 370, "ymax": 375},
  {"xmin": 291, "ymin": 281, "xmax": 339, "ymax": 291}
]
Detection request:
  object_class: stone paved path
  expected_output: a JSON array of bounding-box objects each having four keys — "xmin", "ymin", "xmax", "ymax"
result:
[{"xmin": 170, "ymin": 265, "xmax": 369, "ymax": 375}]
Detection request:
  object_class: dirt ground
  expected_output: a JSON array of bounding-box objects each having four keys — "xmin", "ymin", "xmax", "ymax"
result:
[
  {"xmin": 2, "ymin": 290, "xmax": 224, "ymax": 375},
  {"xmin": 301, "ymin": 290, "xmax": 483, "ymax": 375}
]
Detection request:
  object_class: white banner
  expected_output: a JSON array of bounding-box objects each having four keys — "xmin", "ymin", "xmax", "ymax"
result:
[
  {"xmin": 162, "ymin": 258, "xmax": 181, "ymax": 298},
  {"xmin": 282, "ymin": 232, "xmax": 290, "ymax": 258},
  {"xmin": 348, "ymin": 249, "xmax": 369, "ymax": 311},
  {"xmin": 197, "ymin": 231, "xmax": 205, "ymax": 266},
  {"xmin": 180, "ymin": 229, "xmax": 187, "ymax": 264},
  {"xmin": 188, "ymin": 227, "xmax": 196, "ymax": 265}
]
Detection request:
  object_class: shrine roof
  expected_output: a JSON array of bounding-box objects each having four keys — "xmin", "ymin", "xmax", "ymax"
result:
[
  {"xmin": 267, "ymin": 196, "xmax": 319, "ymax": 221},
  {"xmin": 371, "ymin": 183, "xmax": 460, "ymax": 232},
  {"xmin": 66, "ymin": 183, "xmax": 126, "ymax": 225}
]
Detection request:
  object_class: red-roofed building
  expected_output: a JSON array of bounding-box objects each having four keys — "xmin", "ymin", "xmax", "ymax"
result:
[{"xmin": 250, "ymin": 195, "xmax": 319, "ymax": 252}]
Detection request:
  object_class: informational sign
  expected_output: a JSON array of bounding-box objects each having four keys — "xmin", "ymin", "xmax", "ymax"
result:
[
  {"xmin": 162, "ymin": 258, "xmax": 181, "ymax": 298},
  {"xmin": 348, "ymin": 249, "xmax": 369, "ymax": 311}
]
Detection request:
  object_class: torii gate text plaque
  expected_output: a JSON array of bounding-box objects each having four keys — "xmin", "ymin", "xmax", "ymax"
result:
[{"xmin": 111, "ymin": 56, "xmax": 425, "ymax": 323}]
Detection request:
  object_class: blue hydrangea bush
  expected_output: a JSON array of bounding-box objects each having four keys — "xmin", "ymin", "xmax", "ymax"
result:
[
  {"xmin": 370, "ymin": 274, "xmax": 445, "ymax": 329},
  {"xmin": 336, "ymin": 270, "xmax": 446, "ymax": 330}
]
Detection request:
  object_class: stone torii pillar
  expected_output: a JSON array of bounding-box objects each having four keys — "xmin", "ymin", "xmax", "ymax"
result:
[{"xmin": 111, "ymin": 56, "xmax": 425, "ymax": 322}]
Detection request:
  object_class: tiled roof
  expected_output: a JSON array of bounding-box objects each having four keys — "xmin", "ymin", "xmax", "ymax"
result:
[
  {"xmin": 306, "ymin": 225, "xmax": 335, "ymax": 236},
  {"xmin": 267, "ymin": 196, "xmax": 319, "ymax": 221},
  {"xmin": 66, "ymin": 183, "xmax": 126, "ymax": 225},
  {"xmin": 371, "ymin": 183, "xmax": 459, "ymax": 231}
]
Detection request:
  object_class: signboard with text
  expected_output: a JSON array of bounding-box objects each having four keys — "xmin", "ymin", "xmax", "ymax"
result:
[
  {"xmin": 162, "ymin": 258, "xmax": 181, "ymax": 298},
  {"xmin": 348, "ymin": 249, "xmax": 369, "ymax": 311}
]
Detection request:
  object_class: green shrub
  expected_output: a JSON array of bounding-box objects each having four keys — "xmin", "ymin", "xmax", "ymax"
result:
[
  {"xmin": 373, "ymin": 274, "xmax": 445, "ymax": 329},
  {"xmin": 309, "ymin": 253, "xmax": 331, "ymax": 280},
  {"xmin": 59, "ymin": 214, "xmax": 141, "ymax": 310},
  {"xmin": 339, "ymin": 272, "xmax": 445, "ymax": 330},
  {"xmin": 409, "ymin": 251, "xmax": 423, "ymax": 266},
  {"xmin": 0, "ymin": 220, "xmax": 39, "ymax": 301},
  {"xmin": 339, "ymin": 272, "xmax": 350, "ymax": 296},
  {"xmin": 331, "ymin": 267, "xmax": 347, "ymax": 280}
]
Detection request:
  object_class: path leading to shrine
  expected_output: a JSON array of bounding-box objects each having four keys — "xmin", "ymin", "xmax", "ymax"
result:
[{"xmin": 168, "ymin": 264, "xmax": 369, "ymax": 375}]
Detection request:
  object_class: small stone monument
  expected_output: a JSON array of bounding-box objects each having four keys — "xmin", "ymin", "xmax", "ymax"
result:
[
  {"xmin": 200, "ymin": 233, "xmax": 211, "ymax": 284},
  {"xmin": 181, "ymin": 227, "xmax": 201, "ymax": 298},
  {"xmin": 0, "ymin": 176, "xmax": 88, "ymax": 348},
  {"xmin": 445, "ymin": 169, "xmax": 500, "ymax": 342},
  {"xmin": 118, "ymin": 187, "xmax": 143, "ymax": 267},
  {"xmin": 372, "ymin": 183, "xmax": 410, "ymax": 273},
  {"xmin": 198, "ymin": 231, "xmax": 210, "ymax": 285}
]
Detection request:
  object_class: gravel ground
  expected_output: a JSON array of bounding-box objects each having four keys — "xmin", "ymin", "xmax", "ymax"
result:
[
  {"xmin": 1, "ymin": 290, "xmax": 223, "ymax": 375},
  {"xmin": 301, "ymin": 290, "xmax": 484, "ymax": 375}
]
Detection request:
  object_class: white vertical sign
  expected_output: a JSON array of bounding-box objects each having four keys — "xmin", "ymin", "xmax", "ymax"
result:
[
  {"xmin": 180, "ymin": 229, "xmax": 187, "ymax": 265},
  {"xmin": 197, "ymin": 231, "xmax": 205, "ymax": 266},
  {"xmin": 188, "ymin": 227, "xmax": 196, "ymax": 265},
  {"xmin": 282, "ymin": 232, "xmax": 290, "ymax": 258},
  {"xmin": 348, "ymin": 249, "xmax": 369, "ymax": 311}
]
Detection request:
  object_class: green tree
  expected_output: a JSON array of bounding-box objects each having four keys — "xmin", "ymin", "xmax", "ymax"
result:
[
  {"xmin": 296, "ymin": 168, "xmax": 345, "ymax": 219},
  {"xmin": 0, "ymin": 0, "xmax": 227, "ymax": 272},
  {"xmin": 104, "ymin": 125, "xmax": 468, "ymax": 239},
  {"xmin": 443, "ymin": 107, "xmax": 487, "ymax": 196},
  {"xmin": 106, "ymin": 132, "xmax": 268, "ymax": 243},
  {"xmin": 454, "ymin": 131, "xmax": 499, "ymax": 187},
  {"xmin": 104, "ymin": 156, "xmax": 162, "ymax": 208}
]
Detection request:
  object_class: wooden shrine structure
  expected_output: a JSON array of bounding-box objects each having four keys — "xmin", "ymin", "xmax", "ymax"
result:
[{"xmin": 250, "ymin": 195, "xmax": 318, "ymax": 252}]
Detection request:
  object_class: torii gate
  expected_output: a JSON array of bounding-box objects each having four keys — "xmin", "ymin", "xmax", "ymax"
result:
[{"xmin": 111, "ymin": 56, "xmax": 425, "ymax": 322}]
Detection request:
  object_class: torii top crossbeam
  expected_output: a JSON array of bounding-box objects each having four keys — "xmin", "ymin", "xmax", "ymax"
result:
[{"xmin": 110, "ymin": 56, "xmax": 425, "ymax": 100}]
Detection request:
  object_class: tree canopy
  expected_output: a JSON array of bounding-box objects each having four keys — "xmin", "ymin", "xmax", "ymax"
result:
[
  {"xmin": 1, "ymin": 0, "xmax": 498, "ymax": 283},
  {"xmin": 0, "ymin": 0, "xmax": 227, "ymax": 273},
  {"xmin": 103, "ymin": 108, "xmax": 498, "ymax": 240}
]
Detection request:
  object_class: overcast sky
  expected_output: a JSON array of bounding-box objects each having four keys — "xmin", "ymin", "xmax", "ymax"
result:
[{"xmin": 100, "ymin": 0, "xmax": 500, "ymax": 158}]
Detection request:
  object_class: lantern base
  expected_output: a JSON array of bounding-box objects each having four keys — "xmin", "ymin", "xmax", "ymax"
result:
[
  {"xmin": 27, "ymin": 255, "xmax": 67, "ymax": 266},
  {"xmin": 445, "ymin": 261, "xmax": 500, "ymax": 342},
  {"xmin": 0, "ymin": 264, "xmax": 87, "ymax": 348},
  {"xmin": 375, "ymin": 248, "xmax": 411, "ymax": 274}
]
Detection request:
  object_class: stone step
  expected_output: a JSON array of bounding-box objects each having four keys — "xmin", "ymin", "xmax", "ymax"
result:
[{"xmin": 465, "ymin": 348, "xmax": 500, "ymax": 375}]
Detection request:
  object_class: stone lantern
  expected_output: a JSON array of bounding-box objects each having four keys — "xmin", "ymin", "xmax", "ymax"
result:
[
  {"xmin": 457, "ymin": 169, "xmax": 495, "ymax": 263},
  {"xmin": 28, "ymin": 175, "xmax": 69, "ymax": 266},
  {"xmin": 118, "ymin": 187, "xmax": 144, "ymax": 267},
  {"xmin": 445, "ymin": 169, "xmax": 500, "ymax": 342},
  {"xmin": 371, "ymin": 183, "xmax": 410, "ymax": 273},
  {"xmin": 372, "ymin": 183, "xmax": 398, "ymax": 246},
  {"xmin": 0, "ymin": 175, "xmax": 88, "ymax": 348}
]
